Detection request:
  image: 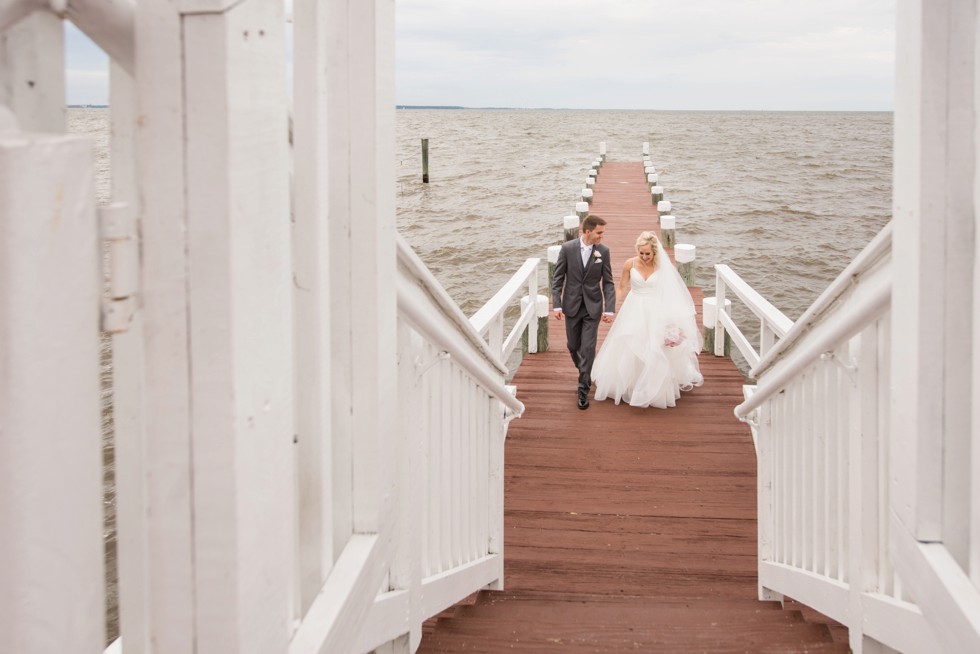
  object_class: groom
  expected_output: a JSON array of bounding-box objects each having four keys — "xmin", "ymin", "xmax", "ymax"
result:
[{"xmin": 552, "ymin": 214, "xmax": 616, "ymax": 410}]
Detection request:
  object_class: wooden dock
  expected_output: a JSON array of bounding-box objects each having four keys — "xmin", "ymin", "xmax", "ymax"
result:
[{"xmin": 418, "ymin": 162, "xmax": 847, "ymax": 652}]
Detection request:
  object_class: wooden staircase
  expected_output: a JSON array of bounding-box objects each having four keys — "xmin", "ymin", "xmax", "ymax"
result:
[
  {"xmin": 420, "ymin": 590, "xmax": 848, "ymax": 652},
  {"xmin": 415, "ymin": 339, "xmax": 849, "ymax": 652}
]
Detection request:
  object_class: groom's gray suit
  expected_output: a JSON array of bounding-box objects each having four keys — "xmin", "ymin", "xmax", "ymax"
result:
[{"xmin": 552, "ymin": 237, "xmax": 616, "ymax": 398}]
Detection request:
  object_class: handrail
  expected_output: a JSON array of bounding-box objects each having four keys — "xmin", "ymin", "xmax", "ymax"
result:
[
  {"xmin": 396, "ymin": 237, "xmax": 524, "ymax": 416},
  {"xmin": 470, "ymin": 258, "xmax": 539, "ymax": 334},
  {"xmin": 734, "ymin": 268, "xmax": 890, "ymax": 419},
  {"xmin": 396, "ymin": 235, "xmax": 507, "ymax": 375},
  {"xmin": 712, "ymin": 264, "xmax": 793, "ymax": 366},
  {"xmin": 748, "ymin": 221, "xmax": 893, "ymax": 379},
  {"xmin": 469, "ymin": 257, "xmax": 541, "ymax": 363},
  {"xmin": 715, "ymin": 264, "xmax": 794, "ymax": 337}
]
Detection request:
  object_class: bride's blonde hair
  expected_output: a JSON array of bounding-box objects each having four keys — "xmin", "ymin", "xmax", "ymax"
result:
[{"xmin": 635, "ymin": 231, "xmax": 660, "ymax": 269}]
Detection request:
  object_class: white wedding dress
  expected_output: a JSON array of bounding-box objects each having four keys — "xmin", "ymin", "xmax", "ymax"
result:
[{"xmin": 592, "ymin": 246, "xmax": 704, "ymax": 408}]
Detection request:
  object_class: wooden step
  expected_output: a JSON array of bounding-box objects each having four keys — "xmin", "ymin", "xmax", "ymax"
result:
[{"xmin": 420, "ymin": 615, "xmax": 846, "ymax": 653}]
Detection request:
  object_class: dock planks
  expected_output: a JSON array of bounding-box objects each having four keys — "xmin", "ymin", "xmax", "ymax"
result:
[{"xmin": 418, "ymin": 162, "xmax": 846, "ymax": 652}]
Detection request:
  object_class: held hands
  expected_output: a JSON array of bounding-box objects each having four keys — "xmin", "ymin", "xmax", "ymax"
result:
[
  {"xmin": 554, "ymin": 309, "xmax": 564, "ymax": 321},
  {"xmin": 601, "ymin": 314, "xmax": 614, "ymax": 323}
]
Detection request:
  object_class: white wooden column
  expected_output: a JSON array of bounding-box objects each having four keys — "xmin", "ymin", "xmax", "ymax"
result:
[
  {"xmin": 892, "ymin": 0, "xmax": 980, "ymax": 650},
  {"xmin": 891, "ymin": 0, "xmax": 969, "ymax": 544},
  {"xmin": 291, "ymin": 0, "xmax": 398, "ymax": 652},
  {"xmin": 183, "ymin": 2, "xmax": 294, "ymax": 651},
  {"xmin": 0, "ymin": 130, "xmax": 104, "ymax": 650},
  {"xmin": 293, "ymin": 0, "xmax": 335, "ymax": 616},
  {"xmin": 134, "ymin": 1, "xmax": 195, "ymax": 648},
  {"xmin": 0, "ymin": 9, "xmax": 65, "ymax": 131},
  {"xmin": 136, "ymin": 0, "xmax": 294, "ymax": 650},
  {"xmin": 347, "ymin": 0, "xmax": 397, "ymax": 538},
  {"xmin": 108, "ymin": 61, "xmax": 150, "ymax": 653},
  {"xmin": 973, "ymin": 0, "xmax": 980, "ymax": 589}
]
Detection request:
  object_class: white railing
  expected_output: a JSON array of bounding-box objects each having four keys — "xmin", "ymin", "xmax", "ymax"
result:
[
  {"xmin": 728, "ymin": 224, "xmax": 942, "ymax": 653},
  {"xmin": 469, "ymin": 258, "xmax": 542, "ymax": 365},
  {"xmin": 712, "ymin": 264, "xmax": 794, "ymax": 371},
  {"xmin": 351, "ymin": 237, "xmax": 524, "ymax": 652}
]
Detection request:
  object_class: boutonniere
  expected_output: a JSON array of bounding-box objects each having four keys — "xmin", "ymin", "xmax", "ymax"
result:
[{"xmin": 592, "ymin": 250, "xmax": 602, "ymax": 264}]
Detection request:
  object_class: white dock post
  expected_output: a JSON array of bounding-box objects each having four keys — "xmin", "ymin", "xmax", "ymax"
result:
[
  {"xmin": 651, "ymin": 185, "xmax": 664, "ymax": 204},
  {"xmin": 675, "ymin": 243, "xmax": 696, "ymax": 286},
  {"xmin": 658, "ymin": 199, "xmax": 672, "ymax": 215},
  {"xmin": 548, "ymin": 244, "xmax": 561, "ymax": 289},
  {"xmin": 521, "ymin": 294, "xmax": 550, "ymax": 353},
  {"xmin": 563, "ymin": 214, "xmax": 580, "ymax": 242},
  {"xmin": 599, "ymin": 141, "xmax": 606, "ymax": 162},
  {"xmin": 642, "ymin": 141, "xmax": 650, "ymax": 156},
  {"xmin": 660, "ymin": 214, "xmax": 676, "ymax": 249},
  {"xmin": 582, "ymin": 187, "xmax": 594, "ymax": 204},
  {"xmin": 0, "ymin": 128, "xmax": 105, "ymax": 650},
  {"xmin": 703, "ymin": 296, "xmax": 732, "ymax": 356},
  {"xmin": 576, "ymin": 200, "xmax": 590, "ymax": 223},
  {"xmin": 592, "ymin": 158, "xmax": 602, "ymax": 171}
]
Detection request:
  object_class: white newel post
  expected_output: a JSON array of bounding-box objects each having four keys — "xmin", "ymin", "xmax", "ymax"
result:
[
  {"xmin": 0, "ymin": 129, "xmax": 105, "ymax": 649},
  {"xmin": 296, "ymin": 0, "xmax": 401, "ymax": 651},
  {"xmin": 182, "ymin": 3, "xmax": 294, "ymax": 651},
  {"xmin": 293, "ymin": 0, "xmax": 336, "ymax": 618}
]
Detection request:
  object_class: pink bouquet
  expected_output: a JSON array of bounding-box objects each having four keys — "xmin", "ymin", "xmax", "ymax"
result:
[{"xmin": 663, "ymin": 326, "xmax": 686, "ymax": 348}]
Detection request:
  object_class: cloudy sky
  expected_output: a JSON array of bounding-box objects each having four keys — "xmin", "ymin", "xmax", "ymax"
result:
[{"xmin": 67, "ymin": 0, "xmax": 895, "ymax": 111}]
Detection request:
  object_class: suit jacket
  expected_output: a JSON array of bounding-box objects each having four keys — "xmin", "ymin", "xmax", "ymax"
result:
[{"xmin": 552, "ymin": 237, "xmax": 616, "ymax": 319}]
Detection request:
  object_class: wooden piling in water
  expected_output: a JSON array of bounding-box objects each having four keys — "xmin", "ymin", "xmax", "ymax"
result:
[
  {"xmin": 660, "ymin": 214, "xmax": 676, "ymax": 249},
  {"xmin": 421, "ymin": 137, "xmax": 429, "ymax": 183},
  {"xmin": 676, "ymin": 243, "xmax": 696, "ymax": 286}
]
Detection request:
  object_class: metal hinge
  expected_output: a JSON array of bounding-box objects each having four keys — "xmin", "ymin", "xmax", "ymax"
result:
[{"xmin": 100, "ymin": 202, "xmax": 139, "ymax": 334}]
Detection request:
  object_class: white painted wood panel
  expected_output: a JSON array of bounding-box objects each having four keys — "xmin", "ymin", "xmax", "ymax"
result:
[
  {"xmin": 0, "ymin": 11, "xmax": 65, "ymax": 131},
  {"xmin": 134, "ymin": 2, "xmax": 195, "ymax": 646},
  {"xmin": 0, "ymin": 133, "xmax": 104, "ymax": 651},
  {"xmin": 182, "ymin": 1, "xmax": 293, "ymax": 650},
  {"xmin": 107, "ymin": 62, "xmax": 151, "ymax": 654},
  {"xmin": 890, "ymin": 0, "xmax": 947, "ymax": 542},
  {"xmin": 292, "ymin": 0, "xmax": 335, "ymax": 615}
]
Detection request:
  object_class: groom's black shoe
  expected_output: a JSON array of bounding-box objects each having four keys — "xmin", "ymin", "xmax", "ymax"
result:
[{"xmin": 577, "ymin": 390, "xmax": 590, "ymax": 410}]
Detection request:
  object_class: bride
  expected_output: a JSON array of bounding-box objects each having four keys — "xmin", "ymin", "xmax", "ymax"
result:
[{"xmin": 592, "ymin": 231, "xmax": 703, "ymax": 408}]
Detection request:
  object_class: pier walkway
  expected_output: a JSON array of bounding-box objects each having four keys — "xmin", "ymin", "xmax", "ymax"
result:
[{"xmin": 418, "ymin": 163, "xmax": 847, "ymax": 652}]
